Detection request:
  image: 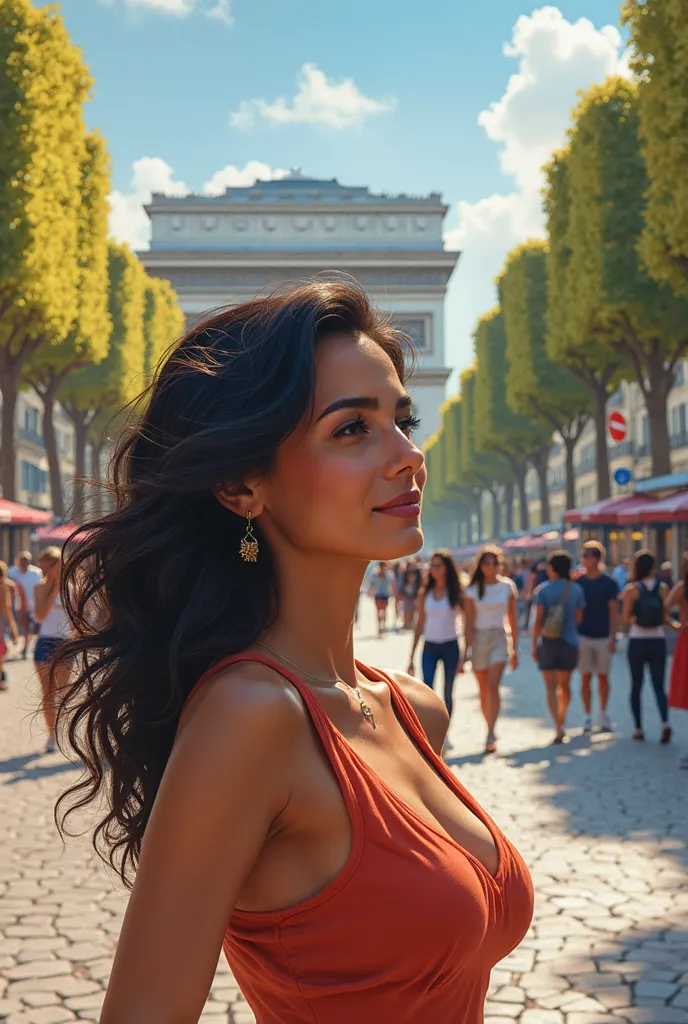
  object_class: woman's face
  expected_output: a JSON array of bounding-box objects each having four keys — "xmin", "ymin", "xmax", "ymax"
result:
[
  {"xmin": 429, "ymin": 557, "xmax": 446, "ymax": 585},
  {"xmin": 481, "ymin": 554, "xmax": 500, "ymax": 582},
  {"xmin": 257, "ymin": 333, "xmax": 426, "ymax": 564}
]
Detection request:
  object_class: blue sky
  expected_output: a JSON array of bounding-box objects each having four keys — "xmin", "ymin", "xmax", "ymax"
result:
[{"xmin": 43, "ymin": 0, "xmax": 628, "ymax": 385}]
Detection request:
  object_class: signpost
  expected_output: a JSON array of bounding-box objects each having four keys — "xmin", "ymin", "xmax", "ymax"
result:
[
  {"xmin": 608, "ymin": 411, "xmax": 627, "ymax": 442},
  {"xmin": 614, "ymin": 467, "xmax": 632, "ymax": 486}
]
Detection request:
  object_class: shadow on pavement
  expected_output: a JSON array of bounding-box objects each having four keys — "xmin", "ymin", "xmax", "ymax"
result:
[{"xmin": 0, "ymin": 752, "xmax": 84, "ymax": 784}]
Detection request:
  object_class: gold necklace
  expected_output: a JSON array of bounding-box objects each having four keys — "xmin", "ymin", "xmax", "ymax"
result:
[{"xmin": 255, "ymin": 640, "xmax": 376, "ymax": 727}]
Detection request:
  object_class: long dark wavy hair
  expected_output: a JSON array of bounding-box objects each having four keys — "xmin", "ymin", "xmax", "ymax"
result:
[
  {"xmin": 53, "ymin": 280, "xmax": 411, "ymax": 888},
  {"xmin": 424, "ymin": 549, "xmax": 462, "ymax": 608},
  {"xmin": 469, "ymin": 544, "xmax": 504, "ymax": 600}
]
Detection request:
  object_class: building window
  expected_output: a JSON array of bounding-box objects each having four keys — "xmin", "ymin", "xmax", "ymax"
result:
[
  {"xmin": 674, "ymin": 362, "xmax": 685, "ymax": 388},
  {"xmin": 21, "ymin": 460, "xmax": 47, "ymax": 494},
  {"xmin": 393, "ymin": 315, "xmax": 432, "ymax": 353}
]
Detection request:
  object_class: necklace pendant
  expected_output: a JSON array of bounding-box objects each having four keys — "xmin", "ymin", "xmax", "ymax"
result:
[{"xmin": 359, "ymin": 700, "xmax": 375, "ymax": 726}]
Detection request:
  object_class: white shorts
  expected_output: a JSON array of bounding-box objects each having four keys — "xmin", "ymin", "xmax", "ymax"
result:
[
  {"xmin": 472, "ymin": 628, "xmax": 509, "ymax": 671},
  {"xmin": 578, "ymin": 635, "xmax": 612, "ymax": 675}
]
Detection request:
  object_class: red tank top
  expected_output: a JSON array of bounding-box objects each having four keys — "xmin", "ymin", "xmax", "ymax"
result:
[{"xmin": 185, "ymin": 655, "xmax": 534, "ymax": 1023}]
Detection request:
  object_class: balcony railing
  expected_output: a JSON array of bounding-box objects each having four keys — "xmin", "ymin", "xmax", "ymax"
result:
[
  {"xmin": 576, "ymin": 456, "xmax": 597, "ymax": 474},
  {"xmin": 609, "ymin": 440, "xmax": 634, "ymax": 458},
  {"xmin": 548, "ymin": 479, "xmax": 565, "ymax": 494},
  {"xmin": 635, "ymin": 442, "xmax": 651, "ymax": 458}
]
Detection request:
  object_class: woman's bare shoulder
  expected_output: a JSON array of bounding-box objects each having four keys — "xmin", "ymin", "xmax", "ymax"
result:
[{"xmin": 385, "ymin": 669, "xmax": 449, "ymax": 754}]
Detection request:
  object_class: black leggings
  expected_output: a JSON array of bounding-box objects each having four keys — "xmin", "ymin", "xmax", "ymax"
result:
[
  {"xmin": 422, "ymin": 639, "xmax": 460, "ymax": 720},
  {"xmin": 628, "ymin": 637, "xmax": 668, "ymax": 729}
]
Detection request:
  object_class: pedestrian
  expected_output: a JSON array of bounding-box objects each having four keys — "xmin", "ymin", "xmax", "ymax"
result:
[
  {"xmin": 576, "ymin": 541, "xmax": 619, "ymax": 733},
  {"xmin": 33, "ymin": 546, "xmax": 73, "ymax": 754},
  {"xmin": 659, "ymin": 561, "xmax": 674, "ymax": 589},
  {"xmin": 407, "ymin": 550, "xmax": 463, "ymax": 726},
  {"xmin": 463, "ymin": 546, "xmax": 519, "ymax": 754},
  {"xmin": 666, "ymin": 553, "xmax": 688, "ymax": 769},
  {"xmin": 531, "ymin": 550, "xmax": 586, "ymax": 744},
  {"xmin": 400, "ymin": 558, "xmax": 422, "ymax": 629},
  {"xmin": 53, "ymin": 283, "xmax": 533, "ymax": 1022},
  {"xmin": 369, "ymin": 560, "xmax": 398, "ymax": 636},
  {"xmin": 8, "ymin": 550, "xmax": 41, "ymax": 659},
  {"xmin": 622, "ymin": 549, "xmax": 671, "ymax": 744},
  {"xmin": 0, "ymin": 562, "xmax": 19, "ymax": 691}
]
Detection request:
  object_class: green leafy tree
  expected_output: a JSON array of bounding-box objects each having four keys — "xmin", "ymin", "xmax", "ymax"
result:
[
  {"xmin": 25, "ymin": 132, "xmax": 111, "ymax": 516},
  {"xmin": 459, "ymin": 368, "xmax": 511, "ymax": 536},
  {"xmin": 622, "ymin": 0, "xmax": 688, "ymax": 296},
  {"xmin": 143, "ymin": 277, "xmax": 185, "ymax": 383},
  {"xmin": 498, "ymin": 240, "xmax": 590, "ymax": 512},
  {"xmin": 565, "ymin": 76, "xmax": 688, "ymax": 478},
  {"xmin": 0, "ymin": 0, "xmax": 91, "ymax": 498},
  {"xmin": 423, "ymin": 420, "xmax": 476, "ymax": 546},
  {"xmin": 60, "ymin": 242, "xmax": 147, "ymax": 518},
  {"xmin": 543, "ymin": 147, "xmax": 624, "ymax": 501},
  {"xmin": 473, "ymin": 309, "xmax": 551, "ymax": 531}
]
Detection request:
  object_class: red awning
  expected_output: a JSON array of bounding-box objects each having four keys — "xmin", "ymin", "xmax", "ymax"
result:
[
  {"xmin": 34, "ymin": 523, "xmax": 87, "ymax": 544},
  {"xmin": 634, "ymin": 490, "xmax": 688, "ymax": 523},
  {"xmin": 565, "ymin": 494, "xmax": 656, "ymax": 525},
  {"xmin": 0, "ymin": 499, "xmax": 52, "ymax": 526}
]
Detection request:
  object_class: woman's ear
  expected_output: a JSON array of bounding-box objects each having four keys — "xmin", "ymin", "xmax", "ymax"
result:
[{"xmin": 214, "ymin": 480, "xmax": 264, "ymax": 518}]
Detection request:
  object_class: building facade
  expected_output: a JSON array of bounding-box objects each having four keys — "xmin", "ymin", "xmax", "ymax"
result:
[
  {"xmin": 525, "ymin": 361, "xmax": 688, "ymax": 525},
  {"xmin": 139, "ymin": 171, "xmax": 459, "ymax": 446}
]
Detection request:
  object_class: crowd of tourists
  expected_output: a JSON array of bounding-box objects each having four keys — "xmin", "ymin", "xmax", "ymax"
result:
[{"xmin": 365, "ymin": 543, "xmax": 688, "ymax": 767}]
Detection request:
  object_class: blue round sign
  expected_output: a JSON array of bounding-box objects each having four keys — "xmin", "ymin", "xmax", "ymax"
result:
[{"xmin": 614, "ymin": 467, "xmax": 632, "ymax": 486}]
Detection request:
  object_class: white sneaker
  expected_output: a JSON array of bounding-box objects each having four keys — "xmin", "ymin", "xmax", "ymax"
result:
[
  {"xmin": 44, "ymin": 736, "xmax": 57, "ymax": 754},
  {"xmin": 598, "ymin": 712, "xmax": 614, "ymax": 733},
  {"xmin": 583, "ymin": 715, "xmax": 593, "ymax": 733}
]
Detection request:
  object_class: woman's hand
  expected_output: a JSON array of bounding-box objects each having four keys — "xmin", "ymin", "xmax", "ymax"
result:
[
  {"xmin": 510, "ymin": 650, "xmax": 519, "ymax": 671},
  {"xmin": 407, "ymin": 659, "xmax": 415, "ymax": 676}
]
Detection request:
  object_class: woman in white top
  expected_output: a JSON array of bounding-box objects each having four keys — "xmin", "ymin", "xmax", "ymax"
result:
[
  {"xmin": 622, "ymin": 549, "xmax": 671, "ymax": 744},
  {"xmin": 463, "ymin": 546, "xmax": 519, "ymax": 754},
  {"xmin": 33, "ymin": 546, "xmax": 72, "ymax": 754},
  {"xmin": 408, "ymin": 550, "xmax": 463, "ymax": 724}
]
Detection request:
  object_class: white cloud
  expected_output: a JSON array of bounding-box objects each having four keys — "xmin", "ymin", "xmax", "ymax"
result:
[
  {"xmin": 230, "ymin": 63, "xmax": 396, "ymax": 130},
  {"xmin": 99, "ymin": 0, "xmax": 233, "ymax": 24},
  {"xmin": 108, "ymin": 158, "xmax": 285, "ymax": 249},
  {"xmin": 443, "ymin": 6, "xmax": 630, "ymax": 377}
]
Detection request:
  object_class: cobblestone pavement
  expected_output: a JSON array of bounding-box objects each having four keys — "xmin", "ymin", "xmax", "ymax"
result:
[{"xmin": 1, "ymin": 602, "xmax": 687, "ymax": 1023}]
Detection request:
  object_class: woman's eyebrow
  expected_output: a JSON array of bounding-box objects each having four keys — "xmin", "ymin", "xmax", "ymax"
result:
[{"xmin": 315, "ymin": 394, "xmax": 412, "ymax": 422}]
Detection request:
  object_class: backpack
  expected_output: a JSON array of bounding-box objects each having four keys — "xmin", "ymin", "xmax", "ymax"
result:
[
  {"xmin": 634, "ymin": 582, "xmax": 664, "ymax": 628},
  {"xmin": 541, "ymin": 582, "xmax": 572, "ymax": 640}
]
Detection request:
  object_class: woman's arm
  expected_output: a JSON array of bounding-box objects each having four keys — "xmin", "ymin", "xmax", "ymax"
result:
[
  {"xmin": 666, "ymin": 581, "xmax": 683, "ymax": 612},
  {"xmin": 660, "ymin": 582, "xmax": 671, "ymax": 625},
  {"xmin": 463, "ymin": 596, "xmax": 476, "ymax": 657},
  {"xmin": 531, "ymin": 604, "xmax": 545, "ymax": 662},
  {"xmin": 507, "ymin": 591, "xmax": 519, "ymax": 669},
  {"xmin": 1, "ymin": 584, "xmax": 18, "ymax": 642},
  {"xmin": 33, "ymin": 578, "xmax": 57, "ymax": 622},
  {"xmin": 100, "ymin": 666, "xmax": 303, "ymax": 1024},
  {"xmin": 408, "ymin": 589, "xmax": 426, "ymax": 673},
  {"xmin": 621, "ymin": 584, "xmax": 637, "ymax": 628}
]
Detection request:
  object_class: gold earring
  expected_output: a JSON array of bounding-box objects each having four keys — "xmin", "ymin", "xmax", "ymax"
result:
[{"xmin": 240, "ymin": 510, "xmax": 259, "ymax": 562}]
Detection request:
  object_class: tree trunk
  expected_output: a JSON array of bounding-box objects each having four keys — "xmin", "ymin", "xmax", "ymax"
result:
[
  {"xmin": 38, "ymin": 384, "xmax": 64, "ymax": 518},
  {"xmin": 564, "ymin": 435, "xmax": 576, "ymax": 512},
  {"xmin": 491, "ymin": 488, "xmax": 500, "ymax": 538},
  {"xmin": 531, "ymin": 448, "xmax": 551, "ymax": 526},
  {"xmin": 643, "ymin": 347, "xmax": 673, "ymax": 478},
  {"xmin": 507, "ymin": 458, "xmax": 529, "ymax": 532},
  {"xmin": 591, "ymin": 381, "xmax": 611, "ymax": 500},
  {"xmin": 91, "ymin": 438, "xmax": 103, "ymax": 517},
  {"xmin": 475, "ymin": 492, "xmax": 483, "ymax": 542},
  {"xmin": 71, "ymin": 409, "xmax": 89, "ymax": 522},
  {"xmin": 0, "ymin": 354, "xmax": 20, "ymax": 500},
  {"xmin": 504, "ymin": 481, "xmax": 514, "ymax": 533}
]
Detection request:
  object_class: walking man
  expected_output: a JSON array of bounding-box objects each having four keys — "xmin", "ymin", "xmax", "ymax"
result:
[
  {"xmin": 8, "ymin": 550, "xmax": 42, "ymax": 659},
  {"xmin": 577, "ymin": 541, "xmax": 619, "ymax": 733}
]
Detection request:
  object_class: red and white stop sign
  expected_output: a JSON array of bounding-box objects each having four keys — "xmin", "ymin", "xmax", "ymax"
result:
[{"xmin": 608, "ymin": 411, "xmax": 627, "ymax": 442}]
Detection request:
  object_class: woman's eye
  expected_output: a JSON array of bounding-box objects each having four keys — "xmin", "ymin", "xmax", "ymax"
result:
[
  {"xmin": 397, "ymin": 415, "xmax": 421, "ymax": 435},
  {"xmin": 333, "ymin": 416, "xmax": 369, "ymax": 438}
]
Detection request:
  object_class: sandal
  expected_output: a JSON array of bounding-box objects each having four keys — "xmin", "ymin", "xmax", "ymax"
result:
[
  {"xmin": 661, "ymin": 725, "xmax": 673, "ymax": 745},
  {"xmin": 552, "ymin": 731, "xmax": 567, "ymax": 745},
  {"xmin": 633, "ymin": 729, "xmax": 645, "ymax": 741},
  {"xmin": 485, "ymin": 735, "xmax": 497, "ymax": 755}
]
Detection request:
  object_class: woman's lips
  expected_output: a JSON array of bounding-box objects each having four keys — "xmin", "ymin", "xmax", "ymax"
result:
[{"xmin": 373, "ymin": 503, "xmax": 421, "ymax": 519}]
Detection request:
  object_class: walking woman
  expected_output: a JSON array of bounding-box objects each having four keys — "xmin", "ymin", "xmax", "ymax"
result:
[
  {"xmin": 666, "ymin": 553, "xmax": 688, "ymax": 767},
  {"xmin": 464, "ymin": 546, "xmax": 519, "ymax": 753},
  {"xmin": 0, "ymin": 562, "xmax": 19, "ymax": 692},
  {"xmin": 52, "ymin": 283, "xmax": 533, "ymax": 1024},
  {"xmin": 34, "ymin": 547, "xmax": 73, "ymax": 753},
  {"xmin": 622, "ymin": 549, "xmax": 671, "ymax": 744},
  {"xmin": 408, "ymin": 550, "xmax": 463, "ymax": 724},
  {"xmin": 400, "ymin": 559, "xmax": 421, "ymax": 629},
  {"xmin": 368, "ymin": 559, "xmax": 398, "ymax": 635}
]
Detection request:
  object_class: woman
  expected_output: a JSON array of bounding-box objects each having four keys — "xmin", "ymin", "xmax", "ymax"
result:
[
  {"xmin": 54, "ymin": 283, "xmax": 533, "ymax": 1024},
  {"xmin": 622, "ymin": 549, "xmax": 671, "ymax": 743},
  {"xmin": 407, "ymin": 550, "xmax": 463, "ymax": 724},
  {"xmin": 34, "ymin": 546, "xmax": 73, "ymax": 753},
  {"xmin": 0, "ymin": 562, "xmax": 19, "ymax": 692},
  {"xmin": 369, "ymin": 559, "xmax": 398, "ymax": 636},
  {"xmin": 666, "ymin": 553, "xmax": 688, "ymax": 767},
  {"xmin": 531, "ymin": 550, "xmax": 585, "ymax": 745},
  {"xmin": 400, "ymin": 558, "xmax": 422, "ymax": 629},
  {"xmin": 464, "ymin": 546, "xmax": 519, "ymax": 753}
]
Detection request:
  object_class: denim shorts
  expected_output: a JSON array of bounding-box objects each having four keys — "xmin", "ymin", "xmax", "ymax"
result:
[{"xmin": 34, "ymin": 636, "xmax": 62, "ymax": 665}]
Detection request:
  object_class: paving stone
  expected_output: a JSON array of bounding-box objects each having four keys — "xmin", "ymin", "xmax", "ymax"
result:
[{"xmin": 635, "ymin": 980, "xmax": 679, "ymax": 1000}]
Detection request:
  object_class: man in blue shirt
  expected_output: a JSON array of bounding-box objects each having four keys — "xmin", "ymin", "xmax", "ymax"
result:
[
  {"xmin": 577, "ymin": 541, "xmax": 619, "ymax": 734},
  {"xmin": 532, "ymin": 550, "xmax": 586, "ymax": 744}
]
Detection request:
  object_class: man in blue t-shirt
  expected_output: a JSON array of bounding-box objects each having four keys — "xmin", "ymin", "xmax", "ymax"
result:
[
  {"xmin": 577, "ymin": 541, "xmax": 619, "ymax": 734},
  {"xmin": 532, "ymin": 550, "xmax": 586, "ymax": 744}
]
